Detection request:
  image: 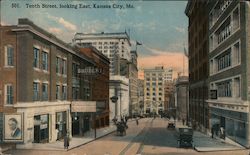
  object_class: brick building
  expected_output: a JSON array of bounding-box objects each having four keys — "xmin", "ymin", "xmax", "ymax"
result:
[{"xmin": 0, "ymin": 18, "xmax": 109, "ymax": 149}]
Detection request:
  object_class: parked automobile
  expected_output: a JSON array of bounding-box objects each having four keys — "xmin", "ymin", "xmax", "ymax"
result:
[{"xmin": 177, "ymin": 127, "xmax": 193, "ymax": 148}]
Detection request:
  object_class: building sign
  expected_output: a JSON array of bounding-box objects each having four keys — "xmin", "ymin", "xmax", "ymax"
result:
[
  {"xmin": 71, "ymin": 101, "xmax": 96, "ymax": 112},
  {"xmin": 78, "ymin": 67, "xmax": 103, "ymax": 75},
  {"xmin": 4, "ymin": 113, "xmax": 23, "ymax": 142},
  {"xmin": 210, "ymin": 90, "xmax": 217, "ymax": 99}
]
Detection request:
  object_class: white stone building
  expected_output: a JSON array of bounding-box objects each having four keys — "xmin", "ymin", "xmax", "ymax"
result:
[{"xmin": 144, "ymin": 66, "xmax": 173, "ymax": 114}]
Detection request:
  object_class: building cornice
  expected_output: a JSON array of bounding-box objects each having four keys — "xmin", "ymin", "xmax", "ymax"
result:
[{"xmin": 12, "ymin": 19, "xmax": 94, "ymax": 65}]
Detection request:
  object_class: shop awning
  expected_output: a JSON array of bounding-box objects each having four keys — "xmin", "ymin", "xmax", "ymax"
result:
[{"xmin": 71, "ymin": 101, "xmax": 96, "ymax": 112}]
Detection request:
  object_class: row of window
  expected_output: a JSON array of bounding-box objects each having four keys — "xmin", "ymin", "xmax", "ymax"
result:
[
  {"xmin": 146, "ymin": 82, "xmax": 163, "ymax": 86},
  {"xmin": 146, "ymin": 87, "xmax": 163, "ymax": 91},
  {"xmin": 33, "ymin": 47, "xmax": 49, "ymax": 71},
  {"xmin": 209, "ymin": 5, "xmax": 240, "ymax": 51},
  {"xmin": 211, "ymin": 77, "xmax": 240, "ymax": 98},
  {"xmin": 209, "ymin": 0, "xmax": 232, "ymax": 28},
  {"xmin": 146, "ymin": 92, "xmax": 163, "ymax": 96},
  {"xmin": 210, "ymin": 41, "xmax": 240, "ymax": 75}
]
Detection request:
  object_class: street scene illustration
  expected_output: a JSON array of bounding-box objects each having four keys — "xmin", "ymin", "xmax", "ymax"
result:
[{"xmin": 0, "ymin": 0, "xmax": 250, "ymax": 155}]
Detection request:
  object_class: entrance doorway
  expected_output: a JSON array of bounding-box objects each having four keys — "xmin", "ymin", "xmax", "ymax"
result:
[{"xmin": 33, "ymin": 114, "xmax": 49, "ymax": 143}]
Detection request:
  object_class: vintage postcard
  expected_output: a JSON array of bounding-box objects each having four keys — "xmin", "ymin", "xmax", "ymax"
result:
[{"xmin": 0, "ymin": 0, "xmax": 249, "ymax": 155}]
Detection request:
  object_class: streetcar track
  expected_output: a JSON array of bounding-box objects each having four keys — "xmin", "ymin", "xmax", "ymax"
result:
[
  {"xmin": 118, "ymin": 118, "xmax": 154, "ymax": 155},
  {"xmin": 119, "ymin": 119, "xmax": 154, "ymax": 155}
]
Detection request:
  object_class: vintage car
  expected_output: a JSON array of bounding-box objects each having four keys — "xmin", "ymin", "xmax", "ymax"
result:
[
  {"xmin": 116, "ymin": 122, "xmax": 126, "ymax": 136},
  {"xmin": 167, "ymin": 121, "xmax": 176, "ymax": 129},
  {"xmin": 177, "ymin": 127, "xmax": 193, "ymax": 148}
]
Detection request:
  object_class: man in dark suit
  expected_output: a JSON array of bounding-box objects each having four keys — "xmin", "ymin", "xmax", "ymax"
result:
[{"xmin": 8, "ymin": 118, "xmax": 21, "ymax": 138}]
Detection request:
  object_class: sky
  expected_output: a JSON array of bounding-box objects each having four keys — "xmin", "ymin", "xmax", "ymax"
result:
[{"xmin": 1, "ymin": 0, "xmax": 188, "ymax": 79}]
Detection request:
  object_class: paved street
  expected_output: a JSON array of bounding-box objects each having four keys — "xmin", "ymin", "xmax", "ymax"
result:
[{"xmin": 4, "ymin": 118, "xmax": 249, "ymax": 155}]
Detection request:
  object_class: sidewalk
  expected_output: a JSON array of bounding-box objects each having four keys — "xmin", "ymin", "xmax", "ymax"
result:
[
  {"xmin": 17, "ymin": 124, "xmax": 116, "ymax": 151},
  {"xmin": 174, "ymin": 120, "xmax": 245, "ymax": 152}
]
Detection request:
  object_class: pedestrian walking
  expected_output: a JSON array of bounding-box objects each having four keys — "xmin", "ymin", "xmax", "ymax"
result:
[
  {"xmin": 64, "ymin": 134, "xmax": 69, "ymax": 149},
  {"xmin": 136, "ymin": 118, "xmax": 139, "ymax": 125},
  {"xmin": 182, "ymin": 119, "xmax": 185, "ymax": 125},
  {"xmin": 211, "ymin": 126, "xmax": 214, "ymax": 138}
]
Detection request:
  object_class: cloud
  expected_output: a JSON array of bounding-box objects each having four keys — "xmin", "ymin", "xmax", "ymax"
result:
[
  {"xmin": 47, "ymin": 15, "xmax": 77, "ymax": 31},
  {"xmin": 174, "ymin": 26, "xmax": 185, "ymax": 33},
  {"xmin": 81, "ymin": 20, "xmax": 107, "ymax": 33},
  {"xmin": 48, "ymin": 27, "xmax": 63, "ymax": 35},
  {"xmin": 143, "ymin": 45, "xmax": 178, "ymax": 56}
]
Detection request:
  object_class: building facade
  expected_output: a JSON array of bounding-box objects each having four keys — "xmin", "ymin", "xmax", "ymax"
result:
[
  {"xmin": 206, "ymin": 0, "xmax": 250, "ymax": 147},
  {"xmin": 185, "ymin": 0, "xmax": 210, "ymax": 132},
  {"xmin": 164, "ymin": 81, "xmax": 174, "ymax": 113},
  {"xmin": 72, "ymin": 32, "xmax": 132, "ymax": 119},
  {"xmin": 138, "ymin": 79, "xmax": 144, "ymax": 115},
  {"xmin": 77, "ymin": 46, "xmax": 110, "ymax": 130},
  {"xmin": 144, "ymin": 66, "xmax": 173, "ymax": 115},
  {"xmin": 72, "ymin": 32, "xmax": 131, "ymax": 75},
  {"xmin": 0, "ymin": 18, "xmax": 109, "ymax": 149},
  {"xmin": 129, "ymin": 50, "xmax": 138, "ymax": 116},
  {"xmin": 175, "ymin": 76, "xmax": 189, "ymax": 123}
]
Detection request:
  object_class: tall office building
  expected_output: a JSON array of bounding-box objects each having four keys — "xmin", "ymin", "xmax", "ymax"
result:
[
  {"xmin": 72, "ymin": 32, "xmax": 131, "ymax": 75},
  {"xmin": 207, "ymin": 0, "xmax": 250, "ymax": 146},
  {"xmin": 144, "ymin": 66, "xmax": 173, "ymax": 114},
  {"xmin": 185, "ymin": 0, "xmax": 209, "ymax": 132}
]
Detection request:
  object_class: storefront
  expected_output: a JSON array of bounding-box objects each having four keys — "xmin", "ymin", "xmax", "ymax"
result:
[
  {"xmin": 33, "ymin": 114, "xmax": 49, "ymax": 143},
  {"xmin": 71, "ymin": 112, "xmax": 91, "ymax": 136},
  {"xmin": 71, "ymin": 101, "xmax": 96, "ymax": 137},
  {"xmin": 210, "ymin": 107, "xmax": 247, "ymax": 146}
]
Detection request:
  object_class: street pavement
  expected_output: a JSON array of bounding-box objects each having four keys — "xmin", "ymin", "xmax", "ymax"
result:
[{"xmin": 4, "ymin": 118, "xmax": 250, "ymax": 155}]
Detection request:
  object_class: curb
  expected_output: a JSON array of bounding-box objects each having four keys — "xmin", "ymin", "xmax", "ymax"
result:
[
  {"xmin": 194, "ymin": 146, "xmax": 246, "ymax": 152},
  {"xmin": 66, "ymin": 129, "xmax": 116, "ymax": 151}
]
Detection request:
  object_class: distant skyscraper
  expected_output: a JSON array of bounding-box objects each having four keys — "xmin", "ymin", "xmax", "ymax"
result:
[{"xmin": 144, "ymin": 66, "xmax": 173, "ymax": 114}]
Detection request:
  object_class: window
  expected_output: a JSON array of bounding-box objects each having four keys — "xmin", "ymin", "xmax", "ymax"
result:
[
  {"xmin": 62, "ymin": 85, "xmax": 67, "ymax": 100},
  {"xmin": 72, "ymin": 87, "xmax": 79, "ymax": 100},
  {"xmin": 5, "ymin": 84, "xmax": 13, "ymax": 104},
  {"xmin": 42, "ymin": 83, "xmax": 48, "ymax": 101},
  {"xmin": 234, "ymin": 77, "xmax": 240, "ymax": 98},
  {"xmin": 217, "ymin": 49, "xmax": 231, "ymax": 71},
  {"xmin": 33, "ymin": 47, "xmax": 39, "ymax": 68},
  {"xmin": 232, "ymin": 7, "xmax": 240, "ymax": 31},
  {"xmin": 210, "ymin": 60, "xmax": 214, "ymax": 75},
  {"xmin": 5, "ymin": 45, "xmax": 14, "ymax": 66},
  {"xmin": 56, "ymin": 57, "xmax": 60, "ymax": 74},
  {"xmin": 33, "ymin": 82, "xmax": 40, "ymax": 101},
  {"xmin": 217, "ymin": 80, "xmax": 232, "ymax": 97},
  {"xmin": 56, "ymin": 85, "xmax": 60, "ymax": 100},
  {"xmin": 61, "ymin": 59, "xmax": 67, "ymax": 75},
  {"xmin": 233, "ymin": 42, "xmax": 240, "ymax": 65},
  {"xmin": 42, "ymin": 52, "xmax": 48, "ymax": 71},
  {"xmin": 72, "ymin": 63, "xmax": 79, "ymax": 77}
]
